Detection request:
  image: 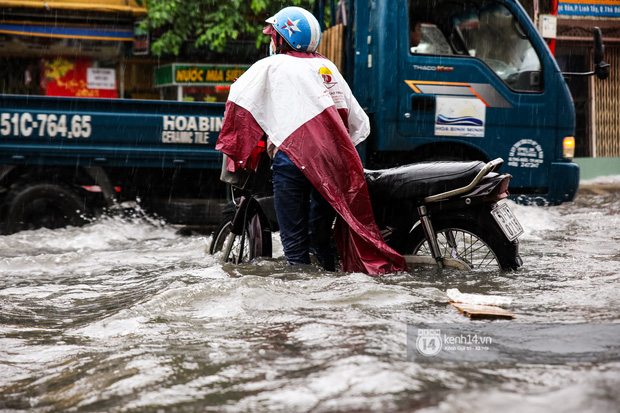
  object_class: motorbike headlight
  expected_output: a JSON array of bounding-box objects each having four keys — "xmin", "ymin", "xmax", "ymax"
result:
[{"xmin": 563, "ymin": 136, "xmax": 575, "ymax": 159}]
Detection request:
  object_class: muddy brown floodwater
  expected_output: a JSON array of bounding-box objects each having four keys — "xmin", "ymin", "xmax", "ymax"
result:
[{"xmin": 1, "ymin": 188, "xmax": 619, "ymax": 412}]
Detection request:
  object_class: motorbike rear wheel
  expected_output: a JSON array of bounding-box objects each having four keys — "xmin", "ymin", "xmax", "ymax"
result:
[
  {"xmin": 209, "ymin": 220, "xmax": 255, "ymax": 264},
  {"xmin": 405, "ymin": 215, "xmax": 521, "ymax": 271}
]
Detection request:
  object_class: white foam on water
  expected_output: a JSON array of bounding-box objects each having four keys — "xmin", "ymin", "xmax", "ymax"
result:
[
  {"xmin": 0, "ymin": 215, "xmax": 178, "ymax": 255},
  {"xmin": 580, "ymin": 174, "xmax": 620, "ymax": 186},
  {"xmin": 507, "ymin": 200, "xmax": 563, "ymax": 240}
]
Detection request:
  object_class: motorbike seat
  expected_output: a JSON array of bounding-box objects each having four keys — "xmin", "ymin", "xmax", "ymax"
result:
[{"xmin": 364, "ymin": 161, "xmax": 486, "ymax": 201}]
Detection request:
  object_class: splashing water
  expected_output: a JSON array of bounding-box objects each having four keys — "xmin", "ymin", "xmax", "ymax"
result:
[{"xmin": 1, "ymin": 189, "xmax": 619, "ymax": 412}]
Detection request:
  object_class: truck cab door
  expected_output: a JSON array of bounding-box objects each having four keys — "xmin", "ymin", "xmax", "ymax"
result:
[{"xmin": 397, "ymin": 0, "xmax": 560, "ymax": 192}]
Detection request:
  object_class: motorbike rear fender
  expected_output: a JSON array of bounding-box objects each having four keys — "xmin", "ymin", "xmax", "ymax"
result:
[
  {"xmin": 458, "ymin": 172, "xmax": 511, "ymax": 199},
  {"xmin": 425, "ymin": 174, "xmax": 511, "ymax": 214}
]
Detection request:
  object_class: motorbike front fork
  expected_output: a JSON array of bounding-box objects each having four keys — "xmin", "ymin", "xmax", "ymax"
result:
[
  {"xmin": 417, "ymin": 205, "xmax": 445, "ymax": 268},
  {"xmin": 219, "ymin": 194, "xmax": 252, "ymax": 264}
]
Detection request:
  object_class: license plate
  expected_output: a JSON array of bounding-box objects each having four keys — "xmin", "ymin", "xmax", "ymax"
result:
[{"xmin": 491, "ymin": 203, "xmax": 524, "ymax": 241}]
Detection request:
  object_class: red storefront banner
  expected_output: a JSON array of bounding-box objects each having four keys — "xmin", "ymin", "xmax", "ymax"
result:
[{"xmin": 42, "ymin": 58, "xmax": 118, "ymax": 98}]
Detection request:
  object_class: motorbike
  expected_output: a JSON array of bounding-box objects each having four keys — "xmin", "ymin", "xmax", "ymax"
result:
[{"xmin": 209, "ymin": 153, "xmax": 523, "ymax": 271}]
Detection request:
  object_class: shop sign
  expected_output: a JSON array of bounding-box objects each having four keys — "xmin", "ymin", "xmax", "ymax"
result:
[
  {"xmin": 154, "ymin": 64, "xmax": 249, "ymax": 87},
  {"xmin": 133, "ymin": 21, "xmax": 149, "ymax": 56},
  {"xmin": 44, "ymin": 58, "xmax": 118, "ymax": 98},
  {"xmin": 538, "ymin": 14, "xmax": 557, "ymax": 39},
  {"xmin": 559, "ymin": 0, "xmax": 620, "ymax": 17},
  {"xmin": 87, "ymin": 68, "xmax": 116, "ymax": 90}
]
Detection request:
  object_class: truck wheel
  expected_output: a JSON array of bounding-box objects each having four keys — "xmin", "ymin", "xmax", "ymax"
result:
[{"xmin": 2, "ymin": 182, "xmax": 88, "ymax": 234}]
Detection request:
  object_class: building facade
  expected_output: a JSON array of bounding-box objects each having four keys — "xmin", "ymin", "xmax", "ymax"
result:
[
  {"xmin": 0, "ymin": 0, "xmax": 161, "ymax": 99},
  {"xmin": 524, "ymin": 0, "xmax": 620, "ymax": 157}
]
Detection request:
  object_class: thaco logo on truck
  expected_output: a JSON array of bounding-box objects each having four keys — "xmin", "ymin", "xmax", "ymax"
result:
[
  {"xmin": 162, "ymin": 115, "xmax": 223, "ymax": 144},
  {"xmin": 1, "ymin": 113, "xmax": 92, "ymax": 138}
]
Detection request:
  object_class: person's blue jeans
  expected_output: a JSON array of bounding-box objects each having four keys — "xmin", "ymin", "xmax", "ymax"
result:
[{"xmin": 272, "ymin": 151, "xmax": 336, "ymax": 271}]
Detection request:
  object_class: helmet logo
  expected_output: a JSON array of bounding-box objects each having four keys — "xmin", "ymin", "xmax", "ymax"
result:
[
  {"xmin": 281, "ymin": 17, "xmax": 302, "ymax": 37},
  {"xmin": 319, "ymin": 67, "xmax": 338, "ymax": 89},
  {"xmin": 268, "ymin": 7, "xmax": 321, "ymax": 52}
]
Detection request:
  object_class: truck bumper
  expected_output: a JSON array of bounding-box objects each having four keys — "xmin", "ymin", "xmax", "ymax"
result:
[{"xmin": 547, "ymin": 161, "xmax": 580, "ymax": 204}]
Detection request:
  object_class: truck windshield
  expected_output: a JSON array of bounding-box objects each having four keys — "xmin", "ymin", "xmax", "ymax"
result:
[{"xmin": 410, "ymin": 0, "xmax": 543, "ymax": 92}]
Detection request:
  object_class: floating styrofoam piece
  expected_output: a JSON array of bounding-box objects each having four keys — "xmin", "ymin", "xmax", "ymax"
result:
[{"xmin": 446, "ymin": 288, "xmax": 512, "ymax": 307}]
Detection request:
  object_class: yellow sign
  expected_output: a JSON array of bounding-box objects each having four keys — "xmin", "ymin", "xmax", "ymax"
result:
[{"xmin": 155, "ymin": 64, "xmax": 249, "ymax": 87}]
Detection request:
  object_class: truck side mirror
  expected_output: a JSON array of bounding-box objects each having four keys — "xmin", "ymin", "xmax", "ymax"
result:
[
  {"xmin": 593, "ymin": 27, "xmax": 610, "ymax": 80},
  {"xmin": 561, "ymin": 27, "xmax": 610, "ymax": 80}
]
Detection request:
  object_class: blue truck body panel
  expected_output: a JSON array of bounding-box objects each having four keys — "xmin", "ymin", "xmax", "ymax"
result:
[{"xmin": 0, "ymin": 95, "xmax": 224, "ymax": 169}]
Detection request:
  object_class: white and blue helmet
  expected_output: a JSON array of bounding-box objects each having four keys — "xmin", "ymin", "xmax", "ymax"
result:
[{"xmin": 266, "ymin": 6, "xmax": 321, "ymax": 53}]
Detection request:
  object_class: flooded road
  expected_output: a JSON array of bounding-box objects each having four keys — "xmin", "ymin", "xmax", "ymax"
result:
[{"xmin": 1, "ymin": 187, "xmax": 619, "ymax": 412}]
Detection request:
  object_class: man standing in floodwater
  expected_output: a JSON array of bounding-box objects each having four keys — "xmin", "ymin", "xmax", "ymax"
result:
[{"xmin": 216, "ymin": 6, "xmax": 406, "ymax": 275}]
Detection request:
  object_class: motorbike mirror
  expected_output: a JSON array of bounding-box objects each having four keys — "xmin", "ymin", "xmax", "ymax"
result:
[{"xmin": 593, "ymin": 27, "xmax": 610, "ymax": 80}]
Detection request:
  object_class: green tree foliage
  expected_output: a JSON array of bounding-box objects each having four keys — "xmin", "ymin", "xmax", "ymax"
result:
[{"xmin": 136, "ymin": 0, "xmax": 315, "ymax": 56}]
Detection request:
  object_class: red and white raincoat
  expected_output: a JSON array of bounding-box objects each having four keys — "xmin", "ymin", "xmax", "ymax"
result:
[{"xmin": 216, "ymin": 51, "xmax": 406, "ymax": 275}]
